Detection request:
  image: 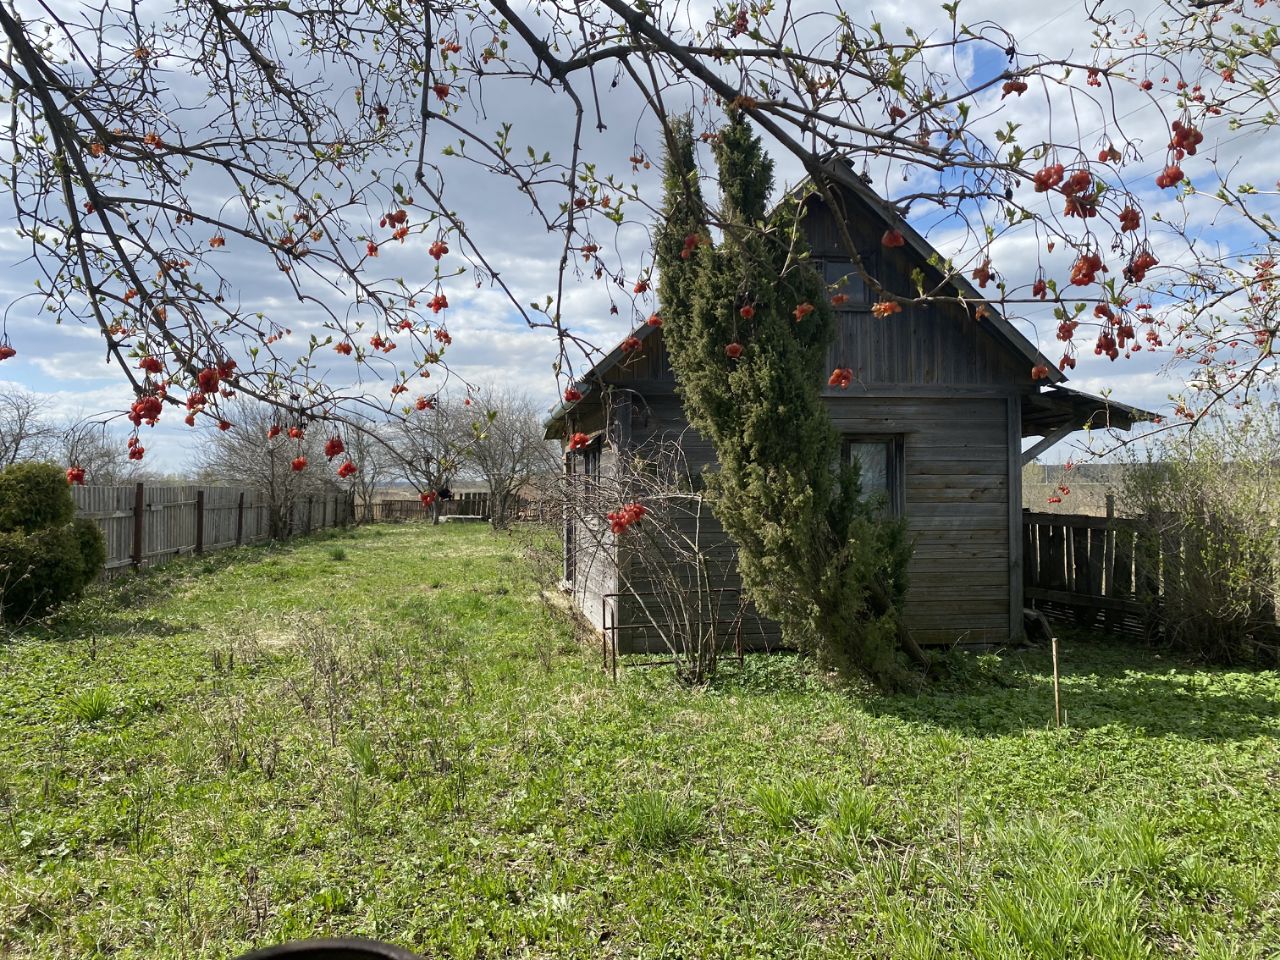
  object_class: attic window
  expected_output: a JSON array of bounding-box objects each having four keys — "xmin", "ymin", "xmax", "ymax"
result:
[{"xmin": 821, "ymin": 257, "xmax": 875, "ymax": 308}]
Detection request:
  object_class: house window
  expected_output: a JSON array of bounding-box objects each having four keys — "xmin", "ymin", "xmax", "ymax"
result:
[
  {"xmin": 820, "ymin": 256, "xmax": 875, "ymax": 308},
  {"xmin": 581, "ymin": 443, "xmax": 601, "ymax": 483},
  {"xmin": 843, "ymin": 435, "xmax": 904, "ymax": 516}
]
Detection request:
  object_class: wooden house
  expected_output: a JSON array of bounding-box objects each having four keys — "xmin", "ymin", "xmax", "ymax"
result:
[{"xmin": 545, "ymin": 162, "xmax": 1151, "ymax": 654}]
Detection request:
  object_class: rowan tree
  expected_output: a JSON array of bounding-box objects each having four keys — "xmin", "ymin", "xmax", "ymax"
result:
[{"xmin": 0, "ymin": 0, "xmax": 1273, "ymax": 467}]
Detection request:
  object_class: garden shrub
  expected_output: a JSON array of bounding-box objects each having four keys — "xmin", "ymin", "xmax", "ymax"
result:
[
  {"xmin": 0, "ymin": 463, "xmax": 106, "ymax": 622},
  {"xmin": 1120, "ymin": 409, "xmax": 1279, "ymax": 664},
  {"xmin": 0, "ymin": 461, "xmax": 75, "ymax": 532}
]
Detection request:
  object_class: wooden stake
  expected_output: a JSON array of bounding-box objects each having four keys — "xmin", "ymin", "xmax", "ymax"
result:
[{"xmin": 1051, "ymin": 635, "xmax": 1062, "ymax": 728}]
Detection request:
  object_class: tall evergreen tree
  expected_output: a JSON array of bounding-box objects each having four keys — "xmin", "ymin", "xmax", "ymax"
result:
[{"xmin": 656, "ymin": 113, "xmax": 917, "ymax": 688}]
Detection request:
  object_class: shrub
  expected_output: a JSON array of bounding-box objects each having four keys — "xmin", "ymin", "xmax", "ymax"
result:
[
  {"xmin": 0, "ymin": 462, "xmax": 75, "ymax": 533},
  {"xmin": 1120, "ymin": 409, "xmax": 1279, "ymax": 663},
  {"xmin": 0, "ymin": 464, "xmax": 106, "ymax": 622}
]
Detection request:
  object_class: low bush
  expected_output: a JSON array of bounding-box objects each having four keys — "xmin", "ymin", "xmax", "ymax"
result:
[
  {"xmin": 0, "ymin": 463, "xmax": 106, "ymax": 622},
  {"xmin": 1120, "ymin": 409, "xmax": 1279, "ymax": 663},
  {"xmin": 0, "ymin": 461, "xmax": 75, "ymax": 533}
]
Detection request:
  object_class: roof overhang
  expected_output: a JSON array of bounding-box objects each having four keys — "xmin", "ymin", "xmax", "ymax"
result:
[
  {"xmin": 541, "ymin": 322, "xmax": 662, "ymax": 439},
  {"xmin": 1022, "ymin": 384, "xmax": 1156, "ymax": 437}
]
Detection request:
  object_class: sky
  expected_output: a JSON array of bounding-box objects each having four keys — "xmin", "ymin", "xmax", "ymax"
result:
[{"xmin": 0, "ymin": 0, "xmax": 1271, "ymax": 472}]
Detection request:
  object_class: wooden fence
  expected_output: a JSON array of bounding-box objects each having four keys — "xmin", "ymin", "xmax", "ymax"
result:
[
  {"xmin": 73, "ymin": 483, "xmax": 353, "ymax": 575},
  {"xmin": 1023, "ymin": 508, "xmax": 1278, "ymax": 641},
  {"xmin": 372, "ymin": 492, "xmax": 553, "ymax": 523}
]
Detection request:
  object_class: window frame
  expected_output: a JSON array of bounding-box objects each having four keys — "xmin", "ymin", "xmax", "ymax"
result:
[
  {"xmin": 841, "ymin": 433, "xmax": 905, "ymax": 518},
  {"xmin": 817, "ymin": 253, "xmax": 878, "ymax": 311}
]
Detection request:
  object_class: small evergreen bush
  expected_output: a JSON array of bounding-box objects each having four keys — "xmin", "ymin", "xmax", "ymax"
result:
[
  {"xmin": 0, "ymin": 462, "xmax": 75, "ymax": 532},
  {"xmin": 0, "ymin": 463, "xmax": 106, "ymax": 622}
]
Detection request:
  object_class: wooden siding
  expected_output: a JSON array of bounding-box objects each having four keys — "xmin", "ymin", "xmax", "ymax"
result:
[
  {"xmin": 803, "ymin": 188, "xmax": 1031, "ymax": 389},
  {"xmin": 559, "ymin": 182, "xmax": 1040, "ymax": 653}
]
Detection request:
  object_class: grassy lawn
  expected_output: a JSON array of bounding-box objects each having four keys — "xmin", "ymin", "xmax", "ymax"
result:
[{"xmin": 1, "ymin": 522, "xmax": 1278, "ymax": 959}]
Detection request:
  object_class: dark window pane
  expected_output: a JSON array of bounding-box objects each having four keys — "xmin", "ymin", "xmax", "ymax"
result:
[
  {"xmin": 848, "ymin": 440, "xmax": 889, "ymax": 499},
  {"xmin": 822, "ymin": 258, "xmax": 872, "ymax": 306}
]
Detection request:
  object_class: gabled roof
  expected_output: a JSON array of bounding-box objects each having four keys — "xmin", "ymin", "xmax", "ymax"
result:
[{"xmin": 544, "ymin": 164, "xmax": 1155, "ymax": 438}]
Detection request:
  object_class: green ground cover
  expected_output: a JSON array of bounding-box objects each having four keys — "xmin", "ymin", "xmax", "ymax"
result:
[{"xmin": 1, "ymin": 522, "xmax": 1277, "ymax": 958}]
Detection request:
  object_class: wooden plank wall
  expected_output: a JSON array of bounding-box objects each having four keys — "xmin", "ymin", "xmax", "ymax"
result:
[
  {"xmin": 72, "ymin": 484, "xmax": 353, "ymax": 577},
  {"xmin": 829, "ymin": 395, "xmax": 1013, "ymax": 645}
]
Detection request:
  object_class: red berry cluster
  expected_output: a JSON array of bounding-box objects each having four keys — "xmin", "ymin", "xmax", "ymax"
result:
[
  {"xmin": 569, "ymin": 432, "xmax": 591, "ymax": 451},
  {"xmin": 827, "ymin": 367, "xmax": 853, "ymax": 389},
  {"xmin": 881, "ymin": 229, "xmax": 905, "ymax": 248},
  {"xmin": 1118, "ymin": 206, "xmax": 1141, "ymax": 232},
  {"xmin": 679, "ymin": 233, "xmax": 702, "ymax": 259},
  {"xmin": 1169, "ymin": 120, "xmax": 1203, "ymax": 157},
  {"xmin": 128, "ymin": 391, "xmax": 164, "ymax": 427},
  {"xmin": 127, "ymin": 436, "xmax": 145, "ymax": 460},
  {"xmin": 793, "ymin": 302, "xmax": 815, "ymax": 321},
  {"xmin": 563, "ymin": 387, "xmax": 583, "ymax": 403},
  {"xmin": 621, "ymin": 335, "xmax": 642, "ymax": 353},
  {"xmin": 607, "ymin": 502, "xmax": 646, "ymax": 535},
  {"xmin": 337, "ymin": 460, "xmax": 358, "ymax": 479},
  {"xmin": 647, "ymin": 314, "xmax": 663, "ymax": 327},
  {"xmin": 1061, "ymin": 170, "xmax": 1097, "ymax": 219},
  {"xmin": 324, "ymin": 436, "xmax": 345, "ymax": 460},
  {"xmin": 420, "ymin": 491, "xmax": 438, "ymax": 507},
  {"xmin": 724, "ymin": 341, "xmax": 743, "ymax": 359},
  {"xmin": 1033, "ymin": 163, "xmax": 1064, "ymax": 192},
  {"xmin": 1069, "ymin": 252, "xmax": 1106, "ymax": 286},
  {"xmin": 971, "ymin": 259, "xmax": 994, "ymax": 288},
  {"xmin": 429, "ymin": 293, "xmax": 448, "ymax": 313},
  {"xmin": 1001, "ymin": 79, "xmax": 1028, "ymax": 98},
  {"xmin": 1123, "ymin": 250, "xmax": 1159, "ymax": 283},
  {"xmin": 66, "ymin": 466, "xmax": 86, "ymax": 485},
  {"xmin": 1155, "ymin": 164, "xmax": 1184, "ymax": 189},
  {"xmin": 429, "ymin": 240, "xmax": 449, "ymax": 260},
  {"xmin": 291, "ymin": 456, "xmax": 308, "ymax": 472}
]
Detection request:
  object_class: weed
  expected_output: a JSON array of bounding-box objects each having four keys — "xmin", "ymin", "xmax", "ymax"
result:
[
  {"xmin": 64, "ymin": 686, "xmax": 111, "ymax": 723},
  {"xmin": 326, "ymin": 546, "xmax": 347, "ymax": 562},
  {"xmin": 617, "ymin": 789, "xmax": 700, "ymax": 850}
]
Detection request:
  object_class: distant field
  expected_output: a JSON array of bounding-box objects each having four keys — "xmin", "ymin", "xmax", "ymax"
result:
[{"xmin": 1, "ymin": 522, "xmax": 1277, "ymax": 958}]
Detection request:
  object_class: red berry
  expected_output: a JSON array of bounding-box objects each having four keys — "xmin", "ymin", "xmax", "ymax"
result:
[{"xmin": 291, "ymin": 456, "xmax": 308, "ymax": 472}]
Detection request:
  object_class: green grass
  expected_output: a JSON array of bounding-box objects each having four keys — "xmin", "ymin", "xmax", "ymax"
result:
[{"xmin": 1, "ymin": 522, "xmax": 1278, "ymax": 959}]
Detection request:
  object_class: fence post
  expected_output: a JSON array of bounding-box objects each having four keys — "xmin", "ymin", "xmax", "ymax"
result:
[
  {"xmin": 131, "ymin": 482, "xmax": 146, "ymax": 569},
  {"xmin": 306, "ymin": 496, "xmax": 314, "ymax": 534},
  {"xmin": 195, "ymin": 490, "xmax": 205, "ymax": 555},
  {"xmin": 236, "ymin": 491, "xmax": 245, "ymax": 545}
]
